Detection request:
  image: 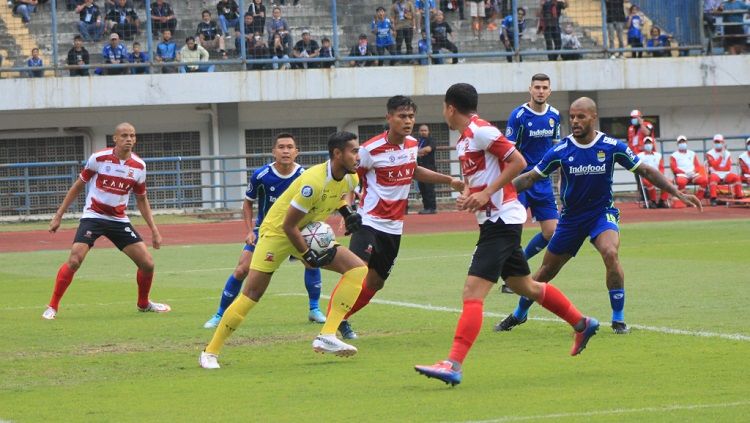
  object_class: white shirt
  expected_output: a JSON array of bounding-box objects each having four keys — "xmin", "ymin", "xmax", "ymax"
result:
[
  {"xmin": 636, "ymin": 151, "xmax": 663, "ymax": 171},
  {"xmin": 80, "ymin": 148, "xmax": 147, "ymax": 222},
  {"xmin": 670, "ymin": 149, "xmax": 698, "ymax": 177},
  {"xmin": 739, "ymin": 151, "xmax": 750, "ymax": 178},
  {"xmin": 705, "ymin": 148, "xmax": 733, "ymax": 179}
]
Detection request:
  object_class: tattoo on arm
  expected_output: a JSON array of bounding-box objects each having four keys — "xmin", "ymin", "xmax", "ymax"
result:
[{"xmin": 512, "ymin": 171, "xmax": 542, "ymax": 193}]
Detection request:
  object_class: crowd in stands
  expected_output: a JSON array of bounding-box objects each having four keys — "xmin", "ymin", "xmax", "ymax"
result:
[{"xmin": 6, "ymin": 0, "xmax": 750, "ymax": 75}]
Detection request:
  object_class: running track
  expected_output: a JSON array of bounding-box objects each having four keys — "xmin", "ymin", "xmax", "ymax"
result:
[{"xmin": 1, "ymin": 203, "xmax": 747, "ymax": 253}]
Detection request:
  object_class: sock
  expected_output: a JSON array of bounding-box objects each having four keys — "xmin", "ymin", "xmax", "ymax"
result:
[
  {"xmin": 304, "ymin": 268, "xmax": 322, "ymax": 311},
  {"xmin": 448, "ymin": 299, "xmax": 483, "ymax": 365},
  {"xmin": 513, "ymin": 296, "xmax": 535, "ymax": 320},
  {"xmin": 320, "ymin": 266, "xmax": 367, "ymax": 335},
  {"xmin": 538, "ymin": 283, "xmax": 583, "ymax": 327},
  {"xmin": 217, "ymin": 274, "xmax": 243, "ymax": 317},
  {"xmin": 523, "ymin": 232, "xmax": 550, "ymax": 260},
  {"xmin": 136, "ymin": 270, "xmax": 153, "ymax": 309},
  {"xmin": 205, "ymin": 294, "xmax": 257, "ymax": 355},
  {"xmin": 344, "ymin": 282, "xmax": 378, "ymax": 319},
  {"xmin": 609, "ymin": 288, "xmax": 625, "ymax": 322},
  {"xmin": 49, "ymin": 263, "xmax": 76, "ymax": 310}
]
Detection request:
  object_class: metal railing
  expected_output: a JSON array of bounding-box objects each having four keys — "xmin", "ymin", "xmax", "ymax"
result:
[{"xmin": 0, "ymin": 0, "xmax": 718, "ymax": 78}]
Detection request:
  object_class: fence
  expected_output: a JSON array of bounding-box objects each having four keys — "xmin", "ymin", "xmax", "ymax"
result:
[
  {"xmin": 3, "ymin": 134, "xmax": 748, "ymax": 217},
  {"xmin": 0, "ymin": 0, "xmax": 716, "ymax": 78}
]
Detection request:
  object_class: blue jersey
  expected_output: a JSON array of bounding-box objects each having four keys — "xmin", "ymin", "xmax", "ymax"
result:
[
  {"xmin": 534, "ymin": 132, "xmax": 640, "ymax": 216},
  {"xmin": 245, "ymin": 163, "xmax": 304, "ymax": 229},
  {"xmin": 505, "ymin": 103, "xmax": 561, "ymax": 172}
]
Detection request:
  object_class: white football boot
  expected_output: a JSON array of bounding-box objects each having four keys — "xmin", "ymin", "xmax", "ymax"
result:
[
  {"xmin": 199, "ymin": 351, "xmax": 220, "ymax": 369},
  {"xmin": 312, "ymin": 334, "xmax": 357, "ymax": 357}
]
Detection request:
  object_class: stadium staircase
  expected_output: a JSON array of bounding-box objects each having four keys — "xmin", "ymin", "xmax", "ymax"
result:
[{"xmin": 0, "ymin": 2, "xmax": 50, "ymax": 75}]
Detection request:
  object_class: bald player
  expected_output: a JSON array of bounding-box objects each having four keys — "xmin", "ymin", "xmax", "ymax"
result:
[{"xmin": 495, "ymin": 98, "xmax": 701, "ymax": 335}]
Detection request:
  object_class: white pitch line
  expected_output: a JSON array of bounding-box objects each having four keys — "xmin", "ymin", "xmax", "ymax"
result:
[
  {"xmin": 278, "ymin": 293, "xmax": 750, "ymax": 342},
  {"xmin": 0, "ymin": 297, "xmax": 216, "ymax": 311},
  {"xmin": 461, "ymin": 400, "xmax": 750, "ymax": 423}
]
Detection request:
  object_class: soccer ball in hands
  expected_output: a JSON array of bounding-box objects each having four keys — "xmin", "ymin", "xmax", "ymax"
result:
[{"xmin": 300, "ymin": 221, "xmax": 336, "ymax": 254}]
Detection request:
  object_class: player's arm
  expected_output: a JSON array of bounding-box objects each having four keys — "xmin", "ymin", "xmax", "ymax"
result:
[
  {"xmin": 282, "ymin": 206, "xmax": 336, "ymax": 268},
  {"xmin": 635, "ymin": 164, "xmax": 702, "ymax": 210},
  {"xmin": 242, "ymin": 198, "xmax": 256, "ymax": 245},
  {"xmin": 49, "ymin": 178, "xmax": 87, "ymax": 233},
  {"xmin": 135, "ymin": 193, "xmax": 162, "ymax": 249},
  {"xmin": 414, "ymin": 166, "xmax": 464, "ymax": 191},
  {"xmin": 462, "ymin": 149, "xmax": 526, "ymax": 212}
]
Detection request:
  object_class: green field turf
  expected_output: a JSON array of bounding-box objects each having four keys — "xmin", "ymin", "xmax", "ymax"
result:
[{"xmin": 1, "ymin": 219, "xmax": 749, "ymax": 422}]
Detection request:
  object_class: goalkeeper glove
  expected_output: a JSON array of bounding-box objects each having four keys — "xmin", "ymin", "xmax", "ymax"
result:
[
  {"xmin": 302, "ymin": 246, "xmax": 337, "ymax": 268},
  {"xmin": 338, "ymin": 205, "xmax": 362, "ymax": 235}
]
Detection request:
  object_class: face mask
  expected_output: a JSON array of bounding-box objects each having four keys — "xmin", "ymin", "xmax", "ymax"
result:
[
  {"xmin": 631, "ymin": 118, "xmax": 639, "ymax": 126},
  {"xmin": 644, "ymin": 144, "xmax": 653, "ymax": 152},
  {"xmin": 714, "ymin": 143, "xmax": 723, "ymax": 151},
  {"xmin": 678, "ymin": 142, "xmax": 687, "ymax": 151}
]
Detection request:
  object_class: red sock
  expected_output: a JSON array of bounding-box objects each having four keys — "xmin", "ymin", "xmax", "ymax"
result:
[
  {"xmin": 448, "ymin": 299, "xmax": 483, "ymax": 364},
  {"xmin": 49, "ymin": 263, "xmax": 76, "ymax": 310},
  {"xmin": 136, "ymin": 270, "xmax": 153, "ymax": 309},
  {"xmin": 344, "ymin": 283, "xmax": 377, "ymax": 319},
  {"xmin": 538, "ymin": 283, "xmax": 583, "ymax": 327}
]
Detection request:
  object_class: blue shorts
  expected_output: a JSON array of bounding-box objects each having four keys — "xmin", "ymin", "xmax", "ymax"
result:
[
  {"xmin": 547, "ymin": 208, "xmax": 620, "ymax": 257},
  {"xmin": 242, "ymin": 228, "xmax": 260, "ymax": 253},
  {"xmin": 517, "ymin": 178, "xmax": 559, "ymax": 222}
]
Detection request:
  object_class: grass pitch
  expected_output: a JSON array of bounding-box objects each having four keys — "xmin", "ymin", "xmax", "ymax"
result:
[{"xmin": 1, "ymin": 219, "xmax": 749, "ymax": 422}]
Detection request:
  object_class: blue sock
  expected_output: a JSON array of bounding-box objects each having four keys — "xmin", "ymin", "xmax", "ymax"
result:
[
  {"xmin": 524, "ymin": 232, "xmax": 549, "ymax": 260},
  {"xmin": 304, "ymin": 268, "xmax": 322, "ymax": 310},
  {"xmin": 512, "ymin": 296, "xmax": 535, "ymax": 320},
  {"xmin": 609, "ymin": 288, "xmax": 625, "ymax": 322},
  {"xmin": 216, "ymin": 274, "xmax": 243, "ymax": 316}
]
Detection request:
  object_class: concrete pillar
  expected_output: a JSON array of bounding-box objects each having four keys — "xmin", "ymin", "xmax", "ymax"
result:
[{"xmin": 217, "ymin": 102, "xmax": 245, "ymax": 208}]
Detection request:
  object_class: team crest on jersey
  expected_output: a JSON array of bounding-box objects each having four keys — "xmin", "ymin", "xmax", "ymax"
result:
[
  {"xmin": 265, "ymin": 252, "xmax": 275, "ymax": 262},
  {"xmin": 105, "ymin": 166, "xmax": 111, "ymax": 172},
  {"xmin": 527, "ymin": 122, "xmax": 533, "ymax": 127},
  {"xmin": 127, "ymin": 169, "xmax": 134, "ymax": 178},
  {"xmin": 597, "ymin": 151, "xmax": 606, "ymax": 163},
  {"xmin": 389, "ymin": 155, "xmax": 396, "ymax": 163},
  {"xmin": 301, "ymin": 186, "xmax": 313, "ymax": 197},
  {"xmin": 568, "ymin": 156, "xmax": 574, "ymax": 162},
  {"xmin": 505, "ymin": 127, "xmax": 513, "ymax": 137},
  {"xmin": 549, "ymin": 118, "xmax": 555, "ymax": 128}
]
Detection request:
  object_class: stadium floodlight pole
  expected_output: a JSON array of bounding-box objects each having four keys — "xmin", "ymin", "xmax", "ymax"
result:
[
  {"xmin": 51, "ymin": 0, "xmax": 59, "ymax": 76},
  {"xmin": 239, "ymin": 0, "xmax": 247, "ymax": 70},
  {"xmin": 512, "ymin": 0, "xmax": 519, "ymax": 62},
  {"xmin": 145, "ymin": 0, "xmax": 155, "ymax": 73},
  {"xmin": 331, "ymin": 0, "xmax": 340, "ymax": 68},
  {"xmin": 600, "ymin": 0, "xmax": 609, "ymax": 59}
]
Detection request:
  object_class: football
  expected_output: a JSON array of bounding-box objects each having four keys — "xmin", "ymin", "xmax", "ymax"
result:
[{"xmin": 300, "ymin": 221, "xmax": 336, "ymax": 254}]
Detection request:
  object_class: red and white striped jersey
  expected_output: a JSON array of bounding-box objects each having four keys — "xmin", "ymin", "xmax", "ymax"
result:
[
  {"xmin": 356, "ymin": 132, "xmax": 419, "ymax": 235},
  {"xmin": 79, "ymin": 148, "xmax": 147, "ymax": 222},
  {"xmin": 739, "ymin": 152, "xmax": 750, "ymax": 178},
  {"xmin": 457, "ymin": 115, "xmax": 526, "ymax": 225},
  {"xmin": 670, "ymin": 150, "xmax": 700, "ymax": 177},
  {"xmin": 706, "ymin": 149, "xmax": 734, "ymax": 179},
  {"xmin": 636, "ymin": 151, "xmax": 664, "ymax": 173}
]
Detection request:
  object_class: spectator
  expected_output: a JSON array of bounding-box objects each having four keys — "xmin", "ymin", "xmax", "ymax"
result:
[
  {"xmin": 706, "ymin": 134, "xmax": 744, "ymax": 202},
  {"xmin": 198, "ymin": 10, "xmax": 227, "ymax": 58},
  {"xmin": 319, "ymin": 37, "xmax": 334, "ymax": 68},
  {"xmin": 102, "ymin": 32, "xmax": 127, "ymax": 75},
  {"xmin": 637, "ymin": 137, "xmax": 670, "ymax": 208},
  {"xmin": 604, "ymin": 0, "xmax": 626, "ymax": 58},
  {"xmin": 106, "ymin": 0, "xmax": 139, "ymax": 40},
  {"xmin": 484, "ymin": 0, "xmax": 499, "ymax": 32},
  {"xmin": 150, "ymin": 0, "xmax": 176, "ymax": 36},
  {"xmin": 391, "ymin": 0, "xmax": 416, "ymax": 62},
  {"xmin": 245, "ymin": 32, "xmax": 269, "ymax": 69},
  {"xmin": 538, "ymin": 0, "xmax": 566, "ymax": 61},
  {"xmin": 127, "ymin": 41, "xmax": 149, "ymax": 74},
  {"xmin": 627, "ymin": 109, "xmax": 653, "ymax": 155},
  {"xmin": 431, "ymin": 10, "xmax": 458, "ymax": 64},
  {"xmin": 270, "ymin": 32, "xmax": 290, "ymax": 70},
  {"xmin": 670, "ymin": 135, "xmax": 709, "ymax": 203},
  {"xmin": 76, "ymin": 0, "xmax": 104, "ymax": 42},
  {"xmin": 415, "ymin": 0, "xmax": 437, "ymax": 33},
  {"xmin": 466, "ymin": 0, "xmax": 484, "ymax": 40},
  {"xmin": 247, "ymin": 0, "xmax": 266, "ymax": 35},
  {"xmin": 416, "ymin": 124, "xmax": 437, "ymax": 214},
  {"xmin": 155, "ymin": 29, "xmax": 177, "ymax": 73},
  {"xmin": 178, "ymin": 36, "xmax": 213, "ymax": 73},
  {"xmin": 242, "ymin": 10, "xmax": 264, "ymax": 35},
  {"xmin": 626, "ymin": 4, "xmax": 644, "ymax": 58},
  {"xmin": 349, "ymin": 33, "xmax": 376, "ymax": 67},
  {"xmin": 740, "ymin": 137, "xmax": 750, "ymax": 187},
  {"xmin": 500, "ymin": 7, "xmax": 525, "ymax": 63},
  {"xmin": 440, "ymin": 0, "xmax": 464, "ymax": 20},
  {"xmin": 292, "ymin": 29, "xmax": 320, "ymax": 69},
  {"xmin": 646, "ymin": 26, "xmax": 672, "ymax": 57},
  {"xmin": 12, "ymin": 0, "xmax": 37, "ymax": 24},
  {"xmin": 217, "ymin": 0, "xmax": 240, "ymax": 39},
  {"xmin": 703, "ymin": 0, "xmax": 721, "ymax": 54},
  {"xmin": 234, "ymin": 13, "xmax": 255, "ymax": 53},
  {"xmin": 26, "ymin": 48, "xmax": 43, "ymax": 78},
  {"xmin": 560, "ymin": 23, "xmax": 582, "ymax": 60},
  {"xmin": 417, "ymin": 30, "xmax": 430, "ymax": 65},
  {"xmin": 266, "ymin": 7, "xmax": 291, "ymax": 49},
  {"xmin": 371, "ymin": 6, "xmax": 396, "ymax": 66},
  {"xmin": 67, "ymin": 35, "xmax": 90, "ymax": 76},
  {"xmin": 717, "ymin": 0, "xmax": 750, "ymax": 55}
]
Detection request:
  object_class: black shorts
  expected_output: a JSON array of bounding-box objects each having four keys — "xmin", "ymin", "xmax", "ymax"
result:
[
  {"xmin": 348, "ymin": 225, "xmax": 401, "ymax": 280},
  {"xmin": 468, "ymin": 219, "xmax": 530, "ymax": 283},
  {"xmin": 73, "ymin": 218, "xmax": 143, "ymax": 250}
]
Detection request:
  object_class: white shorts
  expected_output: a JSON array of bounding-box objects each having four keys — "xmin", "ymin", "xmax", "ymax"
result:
[{"xmin": 469, "ymin": 1, "xmax": 485, "ymax": 17}]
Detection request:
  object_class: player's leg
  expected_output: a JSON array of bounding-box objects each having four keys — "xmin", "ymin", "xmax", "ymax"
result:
[
  {"xmin": 204, "ymin": 246, "xmax": 252, "ymax": 328},
  {"xmin": 302, "ymin": 263, "xmax": 326, "ymax": 323},
  {"xmin": 522, "ymin": 182, "xmax": 558, "ymax": 260},
  {"xmin": 44, "ymin": 242, "xmax": 91, "ymax": 319},
  {"xmin": 591, "ymin": 219, "xmax": 628, "ymax": 334},
  {"xmin": 311, "ymin": 247, "xmax": 367, "ymax": 356},
  {"xmin": 121, "ymin": 240, "xmax": 170, "ymax": 313}
]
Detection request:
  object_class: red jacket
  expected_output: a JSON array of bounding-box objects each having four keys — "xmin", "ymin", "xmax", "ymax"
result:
[{"xmin": 627, "ymin": 120, "xmax": 653, "ymax": 155}]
